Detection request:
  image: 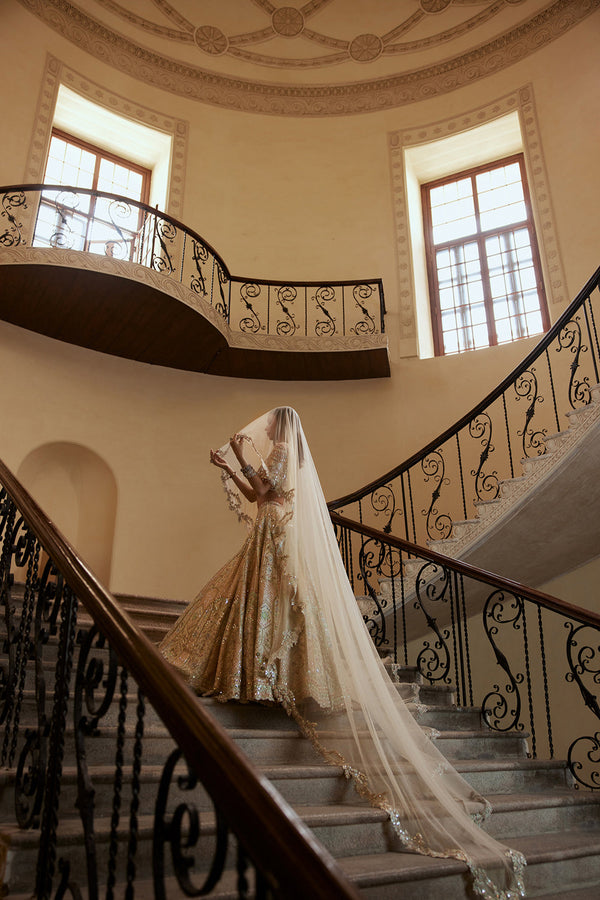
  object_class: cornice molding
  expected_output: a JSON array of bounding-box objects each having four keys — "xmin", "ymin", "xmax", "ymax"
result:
[{"xmin": 15, "ymin": 0, "xmax": 600, "ymax": 117}]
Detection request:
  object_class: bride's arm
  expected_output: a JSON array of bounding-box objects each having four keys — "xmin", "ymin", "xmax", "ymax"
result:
[
  {"xmin": 229, "ymin": 434, "xmax": 273, "ymax": 500},
  {"xmin": 209, "ymin": 448, "xmax": 257, "ymax": 502}
]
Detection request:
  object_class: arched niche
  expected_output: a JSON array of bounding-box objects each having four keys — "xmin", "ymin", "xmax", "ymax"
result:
[{"xmin": 17, "ymin": 442, "xmax": 117, "ymax": 587}]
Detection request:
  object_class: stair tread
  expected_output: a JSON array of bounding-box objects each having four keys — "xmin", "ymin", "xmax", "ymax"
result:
[{"xmin": 335, "ymin": 829, "xmax": 600, "ymax": 885}]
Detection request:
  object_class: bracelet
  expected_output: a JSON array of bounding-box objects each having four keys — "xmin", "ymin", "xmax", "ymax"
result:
[{"xmin": 241, "ymin": 464, "xmax": 257, "ymax": 479}]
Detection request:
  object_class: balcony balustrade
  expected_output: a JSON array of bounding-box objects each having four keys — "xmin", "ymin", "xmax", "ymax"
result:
[{"xmin": 0, "ymin": 186, "xmax": 388, "ymax": 380}]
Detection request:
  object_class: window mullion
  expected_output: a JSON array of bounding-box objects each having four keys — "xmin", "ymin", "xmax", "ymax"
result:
[{"xmin": 472, "ymin": 174, "xmax": 497, "ymax": 347}]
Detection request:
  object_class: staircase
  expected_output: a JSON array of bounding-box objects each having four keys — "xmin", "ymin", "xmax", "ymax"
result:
[
  {"xmin": 425, "ymin": 384, "xmax": 600, "ymax": 591},
  {"xmin": 2, "ymin": 596, "xmax": 600, "ymax": 898}
]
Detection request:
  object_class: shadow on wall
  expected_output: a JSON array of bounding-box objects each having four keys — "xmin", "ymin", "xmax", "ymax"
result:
[{"xmin": 17, "ymin": 442, "xmax": 117, "ymax": 587}]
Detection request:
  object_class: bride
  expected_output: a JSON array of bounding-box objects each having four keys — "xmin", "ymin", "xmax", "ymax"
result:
[{"xmin": 160, "ymin": 407, "xmax": 525, "ymax": 899}]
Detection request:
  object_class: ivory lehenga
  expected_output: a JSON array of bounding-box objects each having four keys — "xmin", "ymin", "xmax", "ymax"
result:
[{"xmin": 160, "ymin": 408, "xmax": 526, "ymax": 899}]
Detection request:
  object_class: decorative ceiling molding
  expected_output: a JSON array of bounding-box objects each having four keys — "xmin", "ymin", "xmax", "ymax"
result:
[
  {"xmin": 389, "ymin": 84, "xmax": 567, "ymax": 345},
  {"xmin": 16, "ymin": 0, "xmax": 600, "ymax": 117}
]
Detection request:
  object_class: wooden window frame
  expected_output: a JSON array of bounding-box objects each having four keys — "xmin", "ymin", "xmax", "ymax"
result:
[
  {"xmin": 422, "ymin": 153, "xmax": 550, "ymax": 357},
  {"xmin": 40, "ymin": 129, "xmax": 152, "ymax": 260}
]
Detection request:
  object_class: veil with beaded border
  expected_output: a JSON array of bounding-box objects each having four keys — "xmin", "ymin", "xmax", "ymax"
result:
[{"xmin": 216, "ymin": 407, "xmax": 526, "ymax": 899}]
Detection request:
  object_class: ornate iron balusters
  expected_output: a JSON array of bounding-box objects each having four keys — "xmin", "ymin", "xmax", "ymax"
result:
[
  {"xmin": 106, "ymin": 198, "xmax": 135, "ymax": 260},
  {"xmin": 48, "ymin": 190, "xmax": 80, "ymax": 250},
  {"xmin": 514, "ymin": 368, "xmax": 547, "ymax": 458},
  {"xmin": 421, "ymin": 450, "xmax": 452, "ymax": 541},
  {"xmin": 191, "ymin": 238, "xmax": 209, "ymax": 296},
  {"xmin": 72, "ymin": 625, "xmax": 118, "ymax": 899},
  {"xmin": 350, "ymin": 284, "xmax": 376, "ymax": 336},
  {"xmin": 413, "ymin": 561, "xmax": 451, "ymax": 685},
  {"xmin": 565, "ymin": 621, "xmax": 600, "ymax": 789},
  {"xmin": 153, "ymin": 747, "xmax": 229, "ymax": 899},
  {"xmin": 239, "ymin": 282, "xmax": 263, "ymax": 333},
  {"xmin": 469, "ymin": 412, "xmax": 499, "ymax": 501},
  {"xmin": 151, "ymin": 215, "xmax": 177, "ymax": 275},
  {"xmin": 313, "ymin": 285, "xmax": 336, "ymax": 337},
  {"xmin": 275, "ymin": 285, "xmax": 298, "ymax": 336},
  {"xmin": 557, "ymin": 316, "xmax": 591, "ymax": 408},
  {"xmin": 1, "ymin": 190, "xmax": 27, "ymax": 246},
  {"xmin": 481, "ymin": 590, "xmax": 524, "ymax": 734}
]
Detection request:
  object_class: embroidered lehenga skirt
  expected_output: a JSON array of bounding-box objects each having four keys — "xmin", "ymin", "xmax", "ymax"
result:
[{"xmin": 160, "ymin": 500, "xmax": 331, "ymax": 704}]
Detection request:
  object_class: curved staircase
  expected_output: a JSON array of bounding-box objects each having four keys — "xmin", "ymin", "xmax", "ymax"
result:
[{"xmin": 3, "ymin": 594, "xmax": 600, "ymax": 898}]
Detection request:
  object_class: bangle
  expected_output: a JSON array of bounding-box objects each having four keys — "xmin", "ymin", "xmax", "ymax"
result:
[{"xmin": 241, "ymin": 464, "xmax": 256, "ymax": 479}]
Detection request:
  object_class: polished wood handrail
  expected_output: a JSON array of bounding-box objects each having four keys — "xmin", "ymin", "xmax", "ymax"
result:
[
  {"xmin": 0, "ymin": 182, "xmax": 384, "ymax": 294},
  {"xmin": 329, "ymin": 263, "xmax": 600, "ymax": 509},
  {"xmin": 331, "ymin": 511, "xmax": 600, "ymax": 629},
  {"xmin": 0, "ymin": 457, "xmax": 361, "ymax": 900}
]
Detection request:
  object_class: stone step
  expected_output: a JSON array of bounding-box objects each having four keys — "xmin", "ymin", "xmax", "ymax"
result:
[
  {"xmin": 4, "ymin": 790, "xmax": 600, "ymax": 897},
  {"xmin": 0, "ymin": 753, "xmax": 574, "ymax": 826},
  {"xmin": 339, "ymin": 829, "xmax": 600, "ymax": 899}
]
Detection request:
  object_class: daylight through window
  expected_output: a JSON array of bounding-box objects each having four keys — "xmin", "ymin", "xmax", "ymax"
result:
[
  {"xmin": 34, "ymin": 130, "xmax": 151, "ymax": 261},
  {"xmin": 422, "ymin": 155, "xmax": 549, "ymax": 356}
]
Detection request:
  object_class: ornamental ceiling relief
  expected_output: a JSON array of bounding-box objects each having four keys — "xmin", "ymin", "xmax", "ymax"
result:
[{"xmin": 16, "ymin": 0, "xmax": 600, "ymax": 115}]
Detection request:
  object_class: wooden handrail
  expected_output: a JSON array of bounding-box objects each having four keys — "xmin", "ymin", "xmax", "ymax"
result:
[
  {"xmin": 0, "ymin": 457, "xmax": 361, "ymax": 900},
  {"xmin": 0, "ymin": 182, "xmax": 384, "ymax": 293},
  {"xmin": 329, "ymin": 263, "xmax": 600, "ymax": 510},
  {"xmin": 331, "ymin": 511, "xmax": 600, "ymax": 629}
]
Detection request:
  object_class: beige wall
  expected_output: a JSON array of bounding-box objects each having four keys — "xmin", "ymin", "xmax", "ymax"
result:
[{"xmin": 1, "ymin": 3, "xmax": 599, "ymax": 601}]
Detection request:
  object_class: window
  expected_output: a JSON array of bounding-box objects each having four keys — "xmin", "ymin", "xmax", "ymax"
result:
[
  {"xmin": 422, "ymin": 155, "xmax": 549, "ymax": 356},
  {"xmin": 33, "ymin": 130, "xmax": 151, "ymax": 260}
]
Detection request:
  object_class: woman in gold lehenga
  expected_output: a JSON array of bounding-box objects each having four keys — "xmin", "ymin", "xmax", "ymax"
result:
[{"xmin": 160, "ymin": 407, "xmax": 526, "ymax": 899}]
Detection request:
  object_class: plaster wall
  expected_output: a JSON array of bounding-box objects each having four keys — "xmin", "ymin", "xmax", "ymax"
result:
[{"xmin": 0, "ymin": 2, "xmax": 599, "ymax": 601}]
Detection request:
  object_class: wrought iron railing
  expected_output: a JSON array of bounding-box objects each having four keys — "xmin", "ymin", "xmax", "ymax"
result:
[
  {"xmin": 0, "ymin": 457, "xmax": 360, "ymax": 900},
  {"xmin": 0, "ymin": 185, "xmax": 385, "ymax": 340},
  {"xmin": 329, "ymin": 265, "xmax": 600, "ymax": 546},
  {"xmin": 332, "ymin": 512, "xmax": 600, "ymax": 791}
]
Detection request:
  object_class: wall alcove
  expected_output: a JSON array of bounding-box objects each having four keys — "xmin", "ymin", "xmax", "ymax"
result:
[{"xmin": 17, "ymin": 441, "xmax": 118, "ymax": 586}]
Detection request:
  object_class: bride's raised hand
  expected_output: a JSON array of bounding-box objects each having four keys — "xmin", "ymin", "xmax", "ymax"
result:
[
  {"xmin": 210, "ymin": 449, "xmax": 232, "ymax": 474},
  {"xmin": 229, "ymin": 433, "xmax": 247, "ymax": 463}
]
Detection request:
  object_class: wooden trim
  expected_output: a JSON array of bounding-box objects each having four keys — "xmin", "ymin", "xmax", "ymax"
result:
[
  {"xmin": 0, "ymin": 457, "xmax": 361, "ymax": 900},
  {"xmin": 50, "ymin": 128, "xmax": 152, "ymax": 206},
  {"xmin": 421, "ymin": 153, "xmax": 550, "ymax": 356}
]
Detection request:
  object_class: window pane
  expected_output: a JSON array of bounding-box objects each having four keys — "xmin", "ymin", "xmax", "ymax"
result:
[
  {"xmin": 435, "ymin": 242, "xmax": 488, "ymax": 354},
  {"xmin": 485, "ymin": 229, "xmax": 544, "ymax": 343},
  {"xmin": 430, "ymin": 177, "xmax": 476, "ymax": 244},
  {"xmin": 477, "ymin": 162, "xmax": 526, "ymax": 231}
]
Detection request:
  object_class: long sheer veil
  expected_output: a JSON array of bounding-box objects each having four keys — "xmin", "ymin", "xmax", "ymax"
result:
[{"xmin": 217, "ymin": 407, "xmax": 525, "ymax": 899}]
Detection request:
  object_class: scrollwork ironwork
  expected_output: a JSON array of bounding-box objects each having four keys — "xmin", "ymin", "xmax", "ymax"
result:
[
  {"xmin": 469, "ymin": 413, "xmax": 499, "ymax": 501},
  {"xmin": 153, "ymin": 747, "xmax": 229, "ymax": 899},
  {"xmin": 1, "ymin": 191, "xmax": 27, "ymax": 247},
  {"xmin": 413, "ymin": 561, "xmax": 451, "ymax": 684},
  {"xmin": 564, "ymin": 621, "xmax": 600, "ymax": 788},
  {"xmin": 370, "ymin": 484, "xmax": 398, "ymax": 534},
  {"xmin": 481, "ymin": 591, "xmax": 524, "ymax": 733},
  {"xmin": 73, "ymin": 625, "xmax": 119, "ymax": 899},
  {"xmin": 105, "ymin": 198, "xmax": 134, "ymax": 260},
  {"xmin": 421, "ymin": 451, "xmax": 452, "ymax": 541},
  {"xmin": 151, "ymin": 216, "xmax": 177, "ymax": 274},
  {"xmin": 313, "ymin": 285, "xmax": 336, "ymax": 337},
  {"xmin": 357, "ymin": 537, "xmax": 388, "ymax": 647},
  {"xmin": 275, "ymin": 285, "xmax": 298, "ymax": 336},
  {"xmin": 239, "ymin": 282, "xmax": 263, "ymax": 334},
  {"xmin": 190, "ymin": 239, "xmax": 209, "ymax": 296},
  {"xmin": 514, "ymin": 368, "xmax": 547, "ymax": 458},
  {"xmin": 557, "ymin": 317, "xmax": 591, "ymax": 408},
  {"xmin": 350, "ymin": 283, "xmax": 376, "ymax": 336},
  {"xmin": 48, "ymin": 191, "xmax": 81, "ymax": 250}
]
